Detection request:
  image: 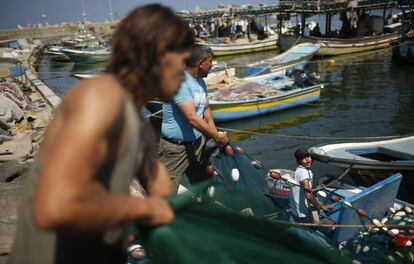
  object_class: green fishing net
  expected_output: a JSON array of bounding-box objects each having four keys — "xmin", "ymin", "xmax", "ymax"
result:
[{"xmin": 126, "ymin": 142, "xmax": 413, "ymax": 264}]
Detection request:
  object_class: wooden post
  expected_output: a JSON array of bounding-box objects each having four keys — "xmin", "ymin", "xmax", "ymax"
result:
[{"xmin": 301, "ymin": 12, "xmax": 306, "ymax": 36}]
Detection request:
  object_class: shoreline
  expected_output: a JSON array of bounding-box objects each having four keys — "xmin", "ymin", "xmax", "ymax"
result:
[{"xmin": 0, "ymin": 38, "xmax": 61, "ymax": 263}]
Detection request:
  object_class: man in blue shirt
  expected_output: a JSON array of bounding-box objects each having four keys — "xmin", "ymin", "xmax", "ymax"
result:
[{"xmin": 158, "ymin": 45, "xmax": 228, "ymax": 193}]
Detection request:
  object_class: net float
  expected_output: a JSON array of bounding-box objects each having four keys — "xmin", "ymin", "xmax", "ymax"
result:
[
  {"xmin": 231, "ymin": 168, "xmax": 240, "ymax": 182},
  {"xmin": 317, "ymin": 191, "xmax": 327, "ymax": 198},
  {"xmin": 331, "ymin": 195, "xmax": 340, "ymax": 202},
  {"xmin": 207, "ymin": 186, "xmax": 215, "ymax": 198},
  {"xmin": 251, "ymin": 160, "xmax": 263, "ymax": 169},
  {"xmin": 392, "ymin": 236, "xmax": 412, "ymax": 247},
  {"xmin": 269, "ymin": 171, "xmax": 281, "ymax": 180},
  {"xmin": 236, "ymin": 146, "xmax": 245, "ymax": 154},
  {"xmin": 357, "ymin": 208, "xmax": 367, "ymax": 217},
  {"xmin": 225, "ymin": 145, "xmax": 234, "ymax": 156},
  {"xmin": 395, "ymin": 211, "xmax": 406, "ymax": 217},
  {"xmin": 372, "ymin": 219, "xmax": 382, "ymax": 228},
  {"xmin": 207, "ymin": 165, "xmax": 215, "ymax": 175},
  {"xmin": 390, "ymin": 229, "xmax": 400, "ymax": 236}
]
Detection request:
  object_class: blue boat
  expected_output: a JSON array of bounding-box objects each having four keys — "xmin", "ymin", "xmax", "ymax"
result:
[
  {"xmin": 208, "ymin": 71, "xmax": 322, "ymax": 122},
  {"xmin": 246, "ymin": 43, "xmax": 320, "ymax": 76},
  {"xmin": 266, "ymin": 171, "xmax": 408, "ymax": 246}
]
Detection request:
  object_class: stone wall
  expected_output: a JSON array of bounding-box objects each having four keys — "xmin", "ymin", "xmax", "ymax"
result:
[{"xmin": 0, "ymin": 21, "xmax": 118, "ymax": 41}]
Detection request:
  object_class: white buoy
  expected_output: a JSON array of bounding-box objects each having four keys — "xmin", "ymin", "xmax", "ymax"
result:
[
  {"xmin": 406, "ymin": 240, "xmax": 413, "ymax": 247},
  {"xmin": 398, "ymin": 221, "xmax": 407, "ymax": 226},
  {"xmin": 372, "ymin": 219, "xmax": 383, "ymax": 228},
  {"xmin": 382, "ymin": 227, "xmax": 389, "ymax": 232},
  {"xmin": 362, "ymin": 245, "xmax": 370, "ymax": 253},
  {"xmin": 393, "ymin": 216, "xmax": 402, "ymax": 221},
  {"xmin": 355, "ymin": 244, "xmax": 362, "ymax": 254},
  {"xmin": 405, "ymin": 206, "xmax": 413, "ymax": 214},
  {"xmin": 207, "ymin": 186, "xmax": 215, "ymax": 198},
  {"xmin": 317, "ymin": 190, "xmax": 327, "ymax": 198},
  {"xmin": 231, "ymin": 168, "xmax": 240, "ymax": 182},
  {"xmin": 381, "ymin": 217, "xmax": 389, "ymax": 225},
  {"xmin": 390, "ymin": 229, "xmax": 400, "ymax": 235},
  {"xmin": 389, "ymin": 207, "xmax": 397, "ymax": 214},
  {"xmin": 396, "ymin": 211, "xmax": 406, "ymax": 217},
  {"xmin": 343, "ymin": 201, "xmax": 352, "ymax": 208}
]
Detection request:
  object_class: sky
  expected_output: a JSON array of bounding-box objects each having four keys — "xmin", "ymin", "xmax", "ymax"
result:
[{"xmin": 0, "ymin": 0, "xmax": 277, "ymax": 29}]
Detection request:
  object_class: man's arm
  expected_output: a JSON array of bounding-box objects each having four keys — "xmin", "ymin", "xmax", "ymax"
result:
[
  {"xmin": 176, "ymin": 100, "xmax": 227, "ymax": 146},
  {"xmin": 203, "ymin": 102, "xmax": 216, "ymax": 130},
  {"xmin": 303, "ymin": 179, "xmax": 332, "ymax": 211},
  {"xmin": 32, "ymin": 76, "xmax": 174, "ymax": 233}
]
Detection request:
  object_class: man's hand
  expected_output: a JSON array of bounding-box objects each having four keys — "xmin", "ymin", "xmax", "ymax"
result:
[
  {"xmin": 215, "ymin": 131, "xmax": 228, "ymax": 147},
  {"xmin": 321, "ymin": 204, "xmax": 333, "ymax": 212},
  {"xmin": 140, "ymin": 196, "xmax": 175, "ymax": 226}
]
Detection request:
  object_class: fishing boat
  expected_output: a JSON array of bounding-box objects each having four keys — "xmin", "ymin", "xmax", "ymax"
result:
[
  {"xmin": 266, "ymin": 170, "xmax": 413, "ymax": 247},
  {"xmin": 245, "ymin": 43, "xmax": 320, "ymax": 76},
  {"xmin": 209, "ymin": 142, "xmax": 414, "ymax": 253},
  {"xmin": 308, "ymin": 136, "xmax": 414, "ymax": 173},
  {"xmin": 276, "ymin": 0, "xmax": 401, "ymax": 56},
  {"xmin": 60, "ymin": 48, "xmax": 111, "ymax": 63},
  {"xmin": 201, "ymin": 34, "xmax": 278, "ymax": 57},
  {"xmin": 278, "ymin": 33, "xmax": 400, "ymax": 56},
  {"xmin": 208, "ymin": 70, "xmax": 322, "ymax": 122}
]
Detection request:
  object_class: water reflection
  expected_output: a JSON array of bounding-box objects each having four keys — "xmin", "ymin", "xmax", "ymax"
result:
[{"xmin": 218, "ymin": 106, "xmax": 320, "ymax": 142}]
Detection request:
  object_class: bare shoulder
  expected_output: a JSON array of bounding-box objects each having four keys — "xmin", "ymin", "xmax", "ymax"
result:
[{"xmin": 59, "ymin": 73, "xmax": 126, "ymax": 131}]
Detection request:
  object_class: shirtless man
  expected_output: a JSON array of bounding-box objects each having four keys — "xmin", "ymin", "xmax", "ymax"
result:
[{"xmin": 10, "ymin": 5, "xmax": 193, "ymax": 264}]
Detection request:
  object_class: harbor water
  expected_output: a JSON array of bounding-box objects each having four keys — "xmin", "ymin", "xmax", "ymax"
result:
[{"xmin": 38, "ymin": 47, "xmax": 414, "ymax": 202}]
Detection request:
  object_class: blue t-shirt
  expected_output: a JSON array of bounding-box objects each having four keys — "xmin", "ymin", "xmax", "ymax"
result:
[
  {"xmin": 161, "ymin": 71, "xmax": 208, "ymax": 142},
  {"xmin": 289, "ymin": 165, "xmax": 313, "ymax": 218}
]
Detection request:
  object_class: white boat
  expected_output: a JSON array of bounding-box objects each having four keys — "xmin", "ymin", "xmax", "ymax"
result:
[
  {"xmin": 246, "ymin": 43, "xmax": 320, "ymax": 76},
  {"xmin": 309, "ymin": 136, "xmax": 414, "ymax": 172}
]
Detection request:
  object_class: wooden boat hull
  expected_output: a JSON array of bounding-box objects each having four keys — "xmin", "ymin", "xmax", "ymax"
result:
[
  {"xmin": 210, "ymin": 85, "xmax": 321, "ymax": 122},
  {"xmin": 309, "ymin": 136, "xmax": 414, "ymax": 171},
  {"xmin": 278, "ymin": 33, "xmax": 400, "ymax": 56},
  {"xmin": 203, "ymin": 35, "xmax": 278, "ymax": 56}
]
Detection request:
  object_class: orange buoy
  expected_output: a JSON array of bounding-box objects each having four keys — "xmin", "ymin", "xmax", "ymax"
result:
[
  {"xmin": 225, "ymin": 145, "xmax": 234, "ymax": 156},
  {"xmin": 207, "ymin": 165, "xmax": 215, "ymax": 175},
  {"xmin": 330, "ymin": 195, "xmax": 340, "ymax": 202},
  {"xmin": 236, "ymin": 146, "xmax": 245, "ymax": 154},
  {"xmin": 392, "ymin": 235, "xmax": 413, "ymax": 247},
  {"xmin": 269, "ymin": 171, "xmax": 281, "ymax": 180},
  {"xmin": 357, "ymin": 208, "xmax": 367, "ymax": 217}
]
